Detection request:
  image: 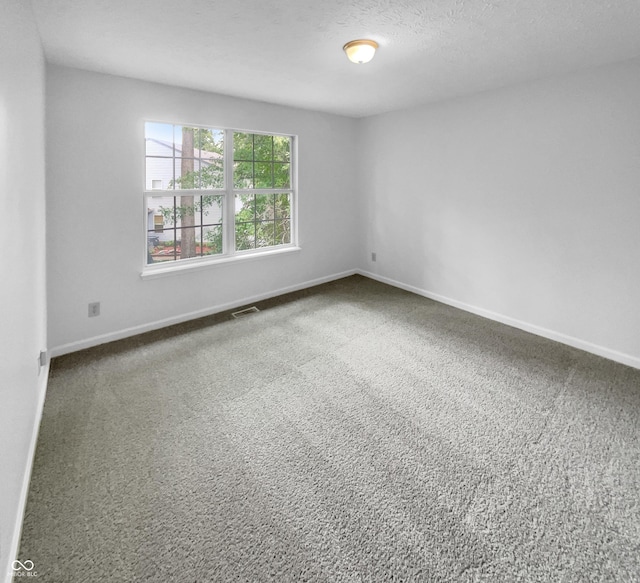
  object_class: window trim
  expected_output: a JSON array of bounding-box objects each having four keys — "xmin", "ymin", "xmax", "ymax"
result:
[
  {"xmin": 143, "ymin": 123, "xmax": 298, "ymax": 274},
  {"xmin": 140, "ymin": 244, "xmax": 302, "ymax": 279}
]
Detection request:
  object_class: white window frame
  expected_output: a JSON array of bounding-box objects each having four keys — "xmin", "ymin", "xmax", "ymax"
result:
[{"xmin": 143, "ymin": 122, "xmax": 298, "ymax": 277}]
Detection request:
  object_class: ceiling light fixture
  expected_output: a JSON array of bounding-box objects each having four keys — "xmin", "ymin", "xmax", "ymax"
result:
[{"xmin": 343, "ymin": 39, "xmax": 378, "ymax": 64}]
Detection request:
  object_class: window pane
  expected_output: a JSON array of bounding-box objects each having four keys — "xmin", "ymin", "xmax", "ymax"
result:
[
  {"xmin": 233, "ymin": 161, "xmax": 253, "ymax": 189},
  {"xmin": 199, "ymin": 195, "xmax": 224, "ymax": 224},
  {"xmin": 253, "ymin": 134, "xmax": 272, "ymax": 161},
  {"xmin": 174, "ymin": 158, "xmax": 201, "ymax": 189},
  {"xmin": 233, "ymin": 132, "xmax": 253, "ymax": 161},
  {"xmin": 198, "ymin": 129, "xmax": 224, "ymax": 189},
  {"xmin": 273, "ymin": 136, "xmax": 290, "ymax": 162},
  {"xmin": 145, "ymin": 122, "xmax": 174, "ymax": 156},
  {"xmin": 256, "ymin": 221, "xmax": 275, "ymax": 248},
  {"xmin": 235, "ymin": 222, "xmax": 255, "ymax": 251},
  {"xmin": 254, "ymin": 162, "xmax": 272, "ymax": 188},
  {"xmin": 234, "ymin": 193, "xmax": 290, "ymax": 251},
  {"xmin": 235, "ymin": 193, "xmax": 255, "ymax": 219},
  {"xmin": 254, "ymin": 194, "xmax": 274, "ymax": 220},
  {"xmin": 147, "ymin": 196, "xmax": 176, "ymax": 228},
  {"xmin": 146, "ymin": 195, "xmax": 178, "ymax": 265},
  {"xmin": 146, "ymin": 157, "xmax": 174, "ymax": 190},
  {"xmin": 146, "ymin": 123, "xmax": 224, "ymax": 193},
  {"xmin": 147, "ymin": 237, "xmax": 177, "ymax": 264},
  {"xmin": 201, "ymin": 224, "xmax": 223, "ymax": 255},
  {"xmin": 177, "ymin": 226, "xmax": 198, "ymax": 260},
  {"xmin": 192, "ymin": 198, "xmax": 206, "ymax": 227},
  {"xmin": 274, "ymin": 193, "xmax": 290, "ymax": 219},
  {"xmin": 199, "ymin": 128, "xmax": 224, "ymax": 157},
  {"xmin": 233, "ymin": 132, "xmax": 291, "ymax": 191},
  {"xmin": 200, "ymin": 158, "xmax": 223, "ymax": 189},
  {"xmin": 179, "ymin": 195, "xmax": 223, "ymax": 227},
  {"xmin": 174, "ymin": 126, "xmax": 198, "ymax": 156},
  {"xmin": 273, "ymin": 163, "xmax": 290, "ymax": 188},
  {"xmin": 275, "ymin": 219, "xmax": 291, "ymax": 245},
  {"xmin": 172, "ymin": 195, "xmax": 195, "ymax": 229}
]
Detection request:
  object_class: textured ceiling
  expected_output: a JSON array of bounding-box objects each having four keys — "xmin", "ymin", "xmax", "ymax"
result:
[{"xmin": 31, "ymin": 0, "xmax": 640, "ymax": 117}]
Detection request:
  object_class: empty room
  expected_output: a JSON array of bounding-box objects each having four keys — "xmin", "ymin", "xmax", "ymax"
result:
[{"xmin": 2, "ymin": 0, "xmax": 639, "ymax": 581}]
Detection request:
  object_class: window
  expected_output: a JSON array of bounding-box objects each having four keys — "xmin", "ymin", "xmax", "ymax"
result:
[
  {"xmin": 233, "ymin": 132, "xmax": 292, "ymax": 251},
  {"xmin": 144, "ymin": 122, "xmax": 295, "ymax": 269}
]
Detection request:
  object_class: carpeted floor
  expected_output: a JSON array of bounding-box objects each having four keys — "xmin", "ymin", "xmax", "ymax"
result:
[{"xmin": 20, "ymin": 275, "xmax": 640, "ymax": 582}]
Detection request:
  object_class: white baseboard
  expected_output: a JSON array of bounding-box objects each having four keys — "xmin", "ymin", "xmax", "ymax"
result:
[
  {"xmin": 358, "ymin": 269, "xmax": 640, "ymax": 370},
  {"xmin": 49, "ymin": 270, "xmax": 357, "ymax": 358},
  {"xmin": 48, "ymin": 266, "xmax": 640, "ymax": 370},
  {"xmin": 4, "ymin": 361, "xmax": 50, "ymax": 583}
]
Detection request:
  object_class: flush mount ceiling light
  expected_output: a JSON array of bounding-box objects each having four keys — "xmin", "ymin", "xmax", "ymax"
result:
[{"xmin": 343, "ymin": 39, "xmax": 378, "ymax": 64}]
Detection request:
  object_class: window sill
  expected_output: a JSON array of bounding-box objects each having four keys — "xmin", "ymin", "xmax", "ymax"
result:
[{"xmin": 140, "ymin": 245, "xmax": 301, "ymax": 279}]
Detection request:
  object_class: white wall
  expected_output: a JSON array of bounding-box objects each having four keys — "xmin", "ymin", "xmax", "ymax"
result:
[
  {"xmin": 6, "ymin": 31, "xmax": 640, "ymax": 578},
  {"xmin": 46, "ymin": 66, "xmax": 359, "ymax": 353},
  {"xmin": 0, "ymin": 1, "xmax": 48, "ymax": 579},
  {"xmin": 359, "ymin": 59, "xmax": 640, "ymax": 367}
]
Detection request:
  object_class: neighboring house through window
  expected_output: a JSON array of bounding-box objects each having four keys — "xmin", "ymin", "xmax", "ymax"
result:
[{"xmin": 144, "ymin": 122, "xmax": 296, "ymax": 269}]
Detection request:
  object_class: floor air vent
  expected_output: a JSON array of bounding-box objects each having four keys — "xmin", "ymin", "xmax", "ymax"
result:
[{"xmin": 231, "ymin": 306, "xmax": 260, "ymax": 319}]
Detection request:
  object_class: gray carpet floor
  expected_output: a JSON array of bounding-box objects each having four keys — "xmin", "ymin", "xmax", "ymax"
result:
[{"xmin": 20, "ymin": 275, "xmax": 640, "ymax": 582}]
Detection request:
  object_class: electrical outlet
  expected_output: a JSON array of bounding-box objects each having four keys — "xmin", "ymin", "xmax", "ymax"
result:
[
  {"xmin": 88, "ymin": 302, "xmax": 100, "ymax": 317},
  {"xmin": 371, "ymin": 252, "xmax": 377, "ymax": 262}
]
